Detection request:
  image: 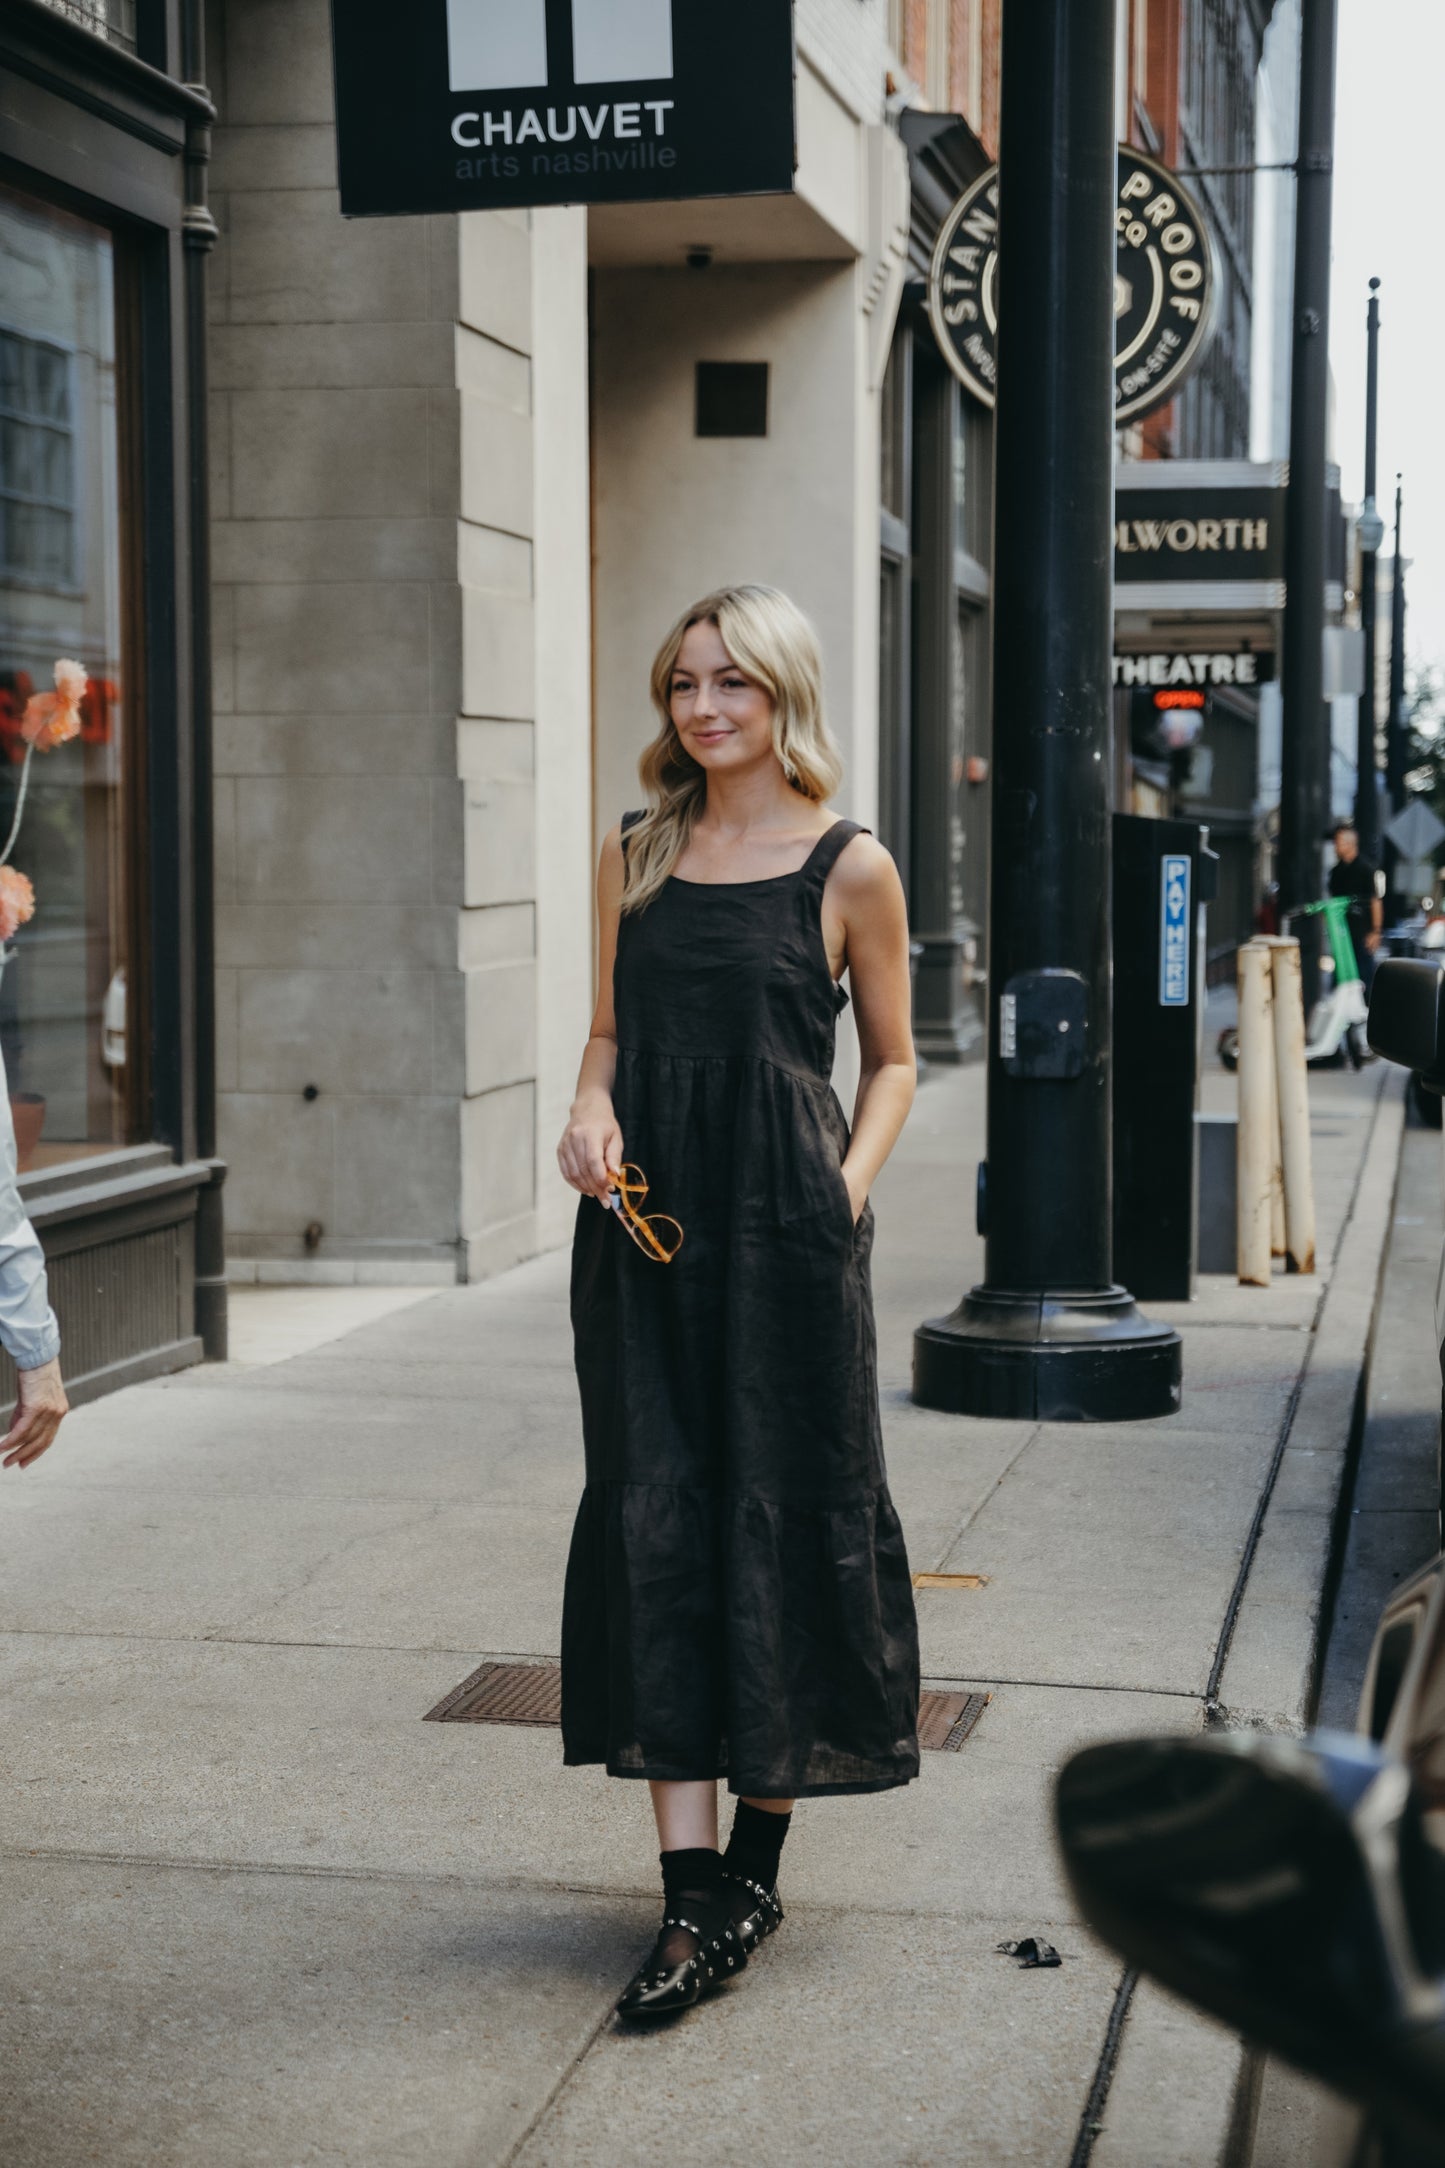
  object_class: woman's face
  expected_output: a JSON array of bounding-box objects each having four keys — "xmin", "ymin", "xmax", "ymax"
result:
[{"xmin": 668, "ymin": 620, "xmax": 777, "ymax": 774}]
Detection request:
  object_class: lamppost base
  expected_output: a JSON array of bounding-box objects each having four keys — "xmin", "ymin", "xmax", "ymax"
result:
[{"xmin": 913, "ymin": 1286, "xmax": 1182, "ymax": 1422}]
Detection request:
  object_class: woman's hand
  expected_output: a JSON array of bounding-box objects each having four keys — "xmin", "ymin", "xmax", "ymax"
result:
[
  {"xmin": 558, "ymin": 1099, "xmax": 625, "ymax": 1203},
  {"xmin": 2, "ymin": 1356, "xmax": 68, "ymax": 1470},
  {"xmin": 841, "ymin": 1163, "xmax": 867, "ymax": 1227}
]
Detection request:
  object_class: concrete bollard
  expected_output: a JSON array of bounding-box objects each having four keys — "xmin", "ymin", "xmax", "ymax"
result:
[
  {"xmin": 1267, "ymin": 936, "xmax": 1316, "ymax": 1275},
  {"xmin": 1237, "ymin": 941, "xmax": 1274, "ymax": 1287}
]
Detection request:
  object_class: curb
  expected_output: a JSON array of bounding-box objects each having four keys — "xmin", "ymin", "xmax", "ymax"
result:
[
  {"xmin": 1213, "ymin": 1069, "xmax": 1406, "ymax": 1734},
  {"xmin": 1088, "ymin": 1069, "xmax": 1407, "ymax": 2168}
]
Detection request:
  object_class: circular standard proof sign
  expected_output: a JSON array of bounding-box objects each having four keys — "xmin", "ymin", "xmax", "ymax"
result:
[{"xmin": 926, "ymin": 145, "xmax": 1216, "ymax": 423}]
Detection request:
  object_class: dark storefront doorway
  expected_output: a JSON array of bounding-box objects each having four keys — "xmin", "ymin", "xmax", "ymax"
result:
[{"xmin": 877, "ymin": 110, "xmax": 994, "ymax": 1064}]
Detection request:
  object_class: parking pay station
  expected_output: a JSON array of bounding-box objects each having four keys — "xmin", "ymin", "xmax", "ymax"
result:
[{"xmin": 1112, "ymin": 815, "xmax": 1218, "ymax": 1300}]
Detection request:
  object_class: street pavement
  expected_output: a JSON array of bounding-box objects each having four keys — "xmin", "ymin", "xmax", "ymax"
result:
[{"xmin": 0, "ymin": 1050, "xmax": 1410, "ymax": 2166}]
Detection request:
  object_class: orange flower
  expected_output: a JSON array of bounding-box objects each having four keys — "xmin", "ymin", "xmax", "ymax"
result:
[
  {"xmin": 21, "ymin": 656, "xmax": 86, "ymax": 751},
  {"xmin": 0, "ymin": 867, "xmax": 36, "ymax": 942}
]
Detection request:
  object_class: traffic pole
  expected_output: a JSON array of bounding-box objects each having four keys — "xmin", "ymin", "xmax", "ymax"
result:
[
  {"xmin": 1384, "ymin": 477, "xmax": 1408, "ymax": 915},
  {"xmin": 1277, "ymin": 0, "xmax": 1340, "ymax": 1014},
  {"xmin": 911, "ymin": 0, "xmax": 1180, "ymax": 1422},
  {"xmin": 1353, "ymin": 279, "xmax": 1381, "ymax": 860},
  {"xmin": 1386, "ymin": 479, "xmax": 1407, "ymax": 805}
]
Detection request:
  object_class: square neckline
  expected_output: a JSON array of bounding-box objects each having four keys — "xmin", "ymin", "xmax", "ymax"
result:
[{"xmin": 665, "ymin": 816, "xmax": 851, "ymax": 890}]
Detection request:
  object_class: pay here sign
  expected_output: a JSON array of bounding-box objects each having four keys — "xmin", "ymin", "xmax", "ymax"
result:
[{"xmin": 329, "ymin": 0, "xmax": 797, "ymax": 217}]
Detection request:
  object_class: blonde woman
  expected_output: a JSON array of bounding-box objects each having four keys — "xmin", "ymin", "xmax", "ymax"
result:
[{"xmin": 557, "ymin": 585, "xmax": 921, "ymax": 2019}]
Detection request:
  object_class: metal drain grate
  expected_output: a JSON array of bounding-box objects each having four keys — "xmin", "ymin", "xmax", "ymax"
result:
[
  {"xmin": 424, "ymin": 1660, "xmax": 561, "ymax": 1726},
  {"xmin": 425, "ymin": 1663, "xmax": 990, "ymax": 1753},
  {"xmin": 917, "ymin": 1689, "xmax": 992, "ymax": 1751}
]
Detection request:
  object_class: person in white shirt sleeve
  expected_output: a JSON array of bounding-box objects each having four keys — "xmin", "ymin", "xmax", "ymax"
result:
[{"xmin": 0, "ymin": 1043, "xmax": 67, "ymax": 1470}]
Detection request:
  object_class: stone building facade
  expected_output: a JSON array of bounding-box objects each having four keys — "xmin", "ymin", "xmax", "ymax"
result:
[
  {"xmin": 207, "ymin": 0, "xmax": 592, "ymax": 1279},
  {"xmin": 0, "ymin": 0, "xmax": 1303, "ymax": 1381},
  {"xmin": 207, "ymin": 0, "xmax": 910, "ymax": 1285}
]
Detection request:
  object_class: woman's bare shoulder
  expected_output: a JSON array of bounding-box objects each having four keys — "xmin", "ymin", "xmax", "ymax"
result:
[
  {"xmin": 833, "ymin": 827, "xmax": 901, "ymax": 896},
  {"xmin": 595, "ymin": 819, "xmax": 632, "ymax": 898}
]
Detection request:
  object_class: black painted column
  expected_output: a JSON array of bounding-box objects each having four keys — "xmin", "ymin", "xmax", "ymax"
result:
[
  {"xmin": 912, "ymin": 0, "xmax": 1179, "ymax": 1422},
  {"xmin": 1277, "ymin": 0, "xmax": 1339, "ymax": 1008},
  {"xmin": 1385, "ymin": 479, "xmax": 1407, "ymax": 813},
  {"xmin": 1353, "ymin": 279, "xmax": 1381, "ymax": 859}
]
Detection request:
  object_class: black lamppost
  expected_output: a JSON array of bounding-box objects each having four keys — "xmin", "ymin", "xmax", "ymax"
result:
[
  {"xmin": 1277, "ymin": 0, "xmax": 1340, "ymax": 1013},
  {"xmin": 1382, "ymin": 476, "xmax": 1409, "ymax": 914},
  {"xmin": 911, "ymin": 0, "xmax": 1180, "ymax": 1422},
  {"xmin": 1385, "ymin": 476, "xmax": 1407, "ymax": 812},
  {"xmin": 1353, "ymin": 280, "xmax": 1384, "ymax": 859}
]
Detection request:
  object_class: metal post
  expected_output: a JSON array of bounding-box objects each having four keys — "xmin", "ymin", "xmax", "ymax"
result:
[
  {"xmin": 1386, "ymin": 477, "xmax": 1407, "ymax": 810},
  {"xmin": 1353, "ymin": 279, "xmax": 1381, "ymax": 859},
  {"xmin": 911, "ymin": 0, "xmax": 1180, "ymax": 1422},
  {"xmin": 1277, "ymin": 0, "xmax": 1339, "ymax": 1012}
]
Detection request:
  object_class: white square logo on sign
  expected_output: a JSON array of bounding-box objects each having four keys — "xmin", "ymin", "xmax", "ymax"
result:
[
  {"xmin": 446, "ymin": 0, "xmax": 675, "ymax": 93},
  {"xmin": 446, "ymin": 0, "xmax": 547, "ymax": 90},
  {"xmin": 572, "ymin": 0, "xmax": 673, "ymax": 83}
]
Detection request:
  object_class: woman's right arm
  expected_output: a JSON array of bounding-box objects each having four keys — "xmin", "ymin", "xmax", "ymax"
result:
[{"xmin": 557, "ymin": 821, "xmax": 627, "ymax": 1203}]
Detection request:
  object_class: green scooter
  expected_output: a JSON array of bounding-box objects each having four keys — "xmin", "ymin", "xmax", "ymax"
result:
[{"xmin": 1217, "ymin": 897, "xmax": 1372, "ymax": 1072}]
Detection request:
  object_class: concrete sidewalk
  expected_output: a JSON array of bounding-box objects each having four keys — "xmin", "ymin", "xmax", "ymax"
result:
[{"xmin": 0, "ymin": 1053, "xmax": 1404, "ymax": 2166}]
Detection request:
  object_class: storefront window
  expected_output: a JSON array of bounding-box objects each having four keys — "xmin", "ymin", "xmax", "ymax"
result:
[{"xmin": 0, "ymin": 183, "xmax": 141, "ymax": 1169}]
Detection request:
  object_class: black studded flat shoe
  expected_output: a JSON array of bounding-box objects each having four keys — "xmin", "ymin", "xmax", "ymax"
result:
[
  {"xmin": 721, "ymin": 1869, "xmax": 784, "ymax": 1954},
  {"xmin": 614, "ymin": 1911, "xmax": 748, "ymax": 2021}
]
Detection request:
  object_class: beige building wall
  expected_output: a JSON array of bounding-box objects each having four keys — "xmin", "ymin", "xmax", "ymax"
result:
[
  {"xmin": 527, "ymin": 211, "xmax": 596, "ymax": 1261},
  {"xmin": 590, "ymin": 260, "xmax": 868, "ymax": 836},
  {"xmin": 207, "ymin": 0, "xmax": 590, "ymax": 1283}
]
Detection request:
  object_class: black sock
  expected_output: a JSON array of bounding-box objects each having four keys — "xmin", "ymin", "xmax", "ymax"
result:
[
  {"xmin": 656, "ymin": 1847, "xmax": 728, "ymax": 1967},
  {"xmin": 724, "ymin": 1801, "xmax": 792, "ymax": 1893}
]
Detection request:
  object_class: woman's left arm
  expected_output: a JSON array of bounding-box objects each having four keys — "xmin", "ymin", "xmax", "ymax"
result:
[{"xmin": 834, "ymin": 837, "xmax": 918, "ymax": 1221}]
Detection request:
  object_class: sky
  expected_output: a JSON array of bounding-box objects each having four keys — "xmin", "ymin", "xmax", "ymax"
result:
[{"xmin": 1329, "ymin": 0, "xmax": 1443, "ymax": 678}]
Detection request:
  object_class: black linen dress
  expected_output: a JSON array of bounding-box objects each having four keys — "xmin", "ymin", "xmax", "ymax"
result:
[{"xmin": 561, "ymin": 811, "xmax": 921, "ymax": 1797}]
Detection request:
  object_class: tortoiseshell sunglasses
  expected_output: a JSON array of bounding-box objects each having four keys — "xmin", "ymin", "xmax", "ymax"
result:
[{"xmin": 604, "ymin": 1162, "xmax": 684, "ymax": 1263}]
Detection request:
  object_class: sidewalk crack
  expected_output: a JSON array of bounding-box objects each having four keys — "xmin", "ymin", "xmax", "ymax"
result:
[{"xmin": 931, "ymin": 1423, "xmax": 1043, "ymax": 1571}]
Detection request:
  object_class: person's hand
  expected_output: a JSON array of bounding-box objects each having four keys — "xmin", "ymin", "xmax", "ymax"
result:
[
  {"xmin": 1366, "ymin": 930, "xmax": 1382, "ymax": 953},
  {"xmin": 1, "ymin": 1356, "xmax": 68, "ymax": 1470},
  {"xmin": 558, "ymin": 1101, "xmax": 625, "ymax": 1203}
]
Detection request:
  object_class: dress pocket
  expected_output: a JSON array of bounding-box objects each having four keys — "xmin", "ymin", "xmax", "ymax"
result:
[{"xmin": 831, "ymin": 1153, "xmax": 860, "ymax": 1241}]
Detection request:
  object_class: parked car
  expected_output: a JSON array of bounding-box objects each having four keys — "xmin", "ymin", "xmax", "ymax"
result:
[
  {"xmin": 1053, "ymin": 955, "xmax": 1445, "ymax": 2163},
  {"xmin": 1400, "ymin": 922, "xmax": 1445, "ymax": 1128}
]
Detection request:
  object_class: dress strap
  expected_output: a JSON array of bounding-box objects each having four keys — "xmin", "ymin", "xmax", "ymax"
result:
[
  {"xmin": 803, "ymin": 817, "xmax": 871, "ymax": 886},
  {"xmin": 620, "ymin": 807, "xmax": 646, "ymax": 860}
]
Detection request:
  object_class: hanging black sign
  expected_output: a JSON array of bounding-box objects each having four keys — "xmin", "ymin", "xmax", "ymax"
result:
[
  {"xmin": 1114, "ymin": 485, "xmax": 1286, "ymax": 580},
  {"xmin": 926, "ymin": 146, "xmax": 1216, "ymax": 422},
  {"xmin": 328, "ymin": 0, "xmax": 796, "ymax": 218}
]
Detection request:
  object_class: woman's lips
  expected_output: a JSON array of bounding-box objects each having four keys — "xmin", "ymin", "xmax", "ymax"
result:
[{"xmin": 693, "ymin": 730, "xmax": 732, "ymax": 744}]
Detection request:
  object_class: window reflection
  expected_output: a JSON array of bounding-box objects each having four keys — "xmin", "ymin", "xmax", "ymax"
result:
[{"xmin": 0, "ymin": 184, "xmax": 139, "ymax": 1168}]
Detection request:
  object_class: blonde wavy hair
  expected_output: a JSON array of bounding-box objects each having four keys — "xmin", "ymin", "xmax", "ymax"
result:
[{"xmin": 620, "ymin": 584, "xmax": 845, "ymax": 913}]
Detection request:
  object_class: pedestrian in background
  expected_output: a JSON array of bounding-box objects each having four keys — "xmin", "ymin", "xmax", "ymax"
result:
[
  {"xmin": 0, "ymin": 1042, "xmax": 67, "ymax": 1470},
  {"xmin": 1328, "ymin": 820, "xmax": 1384, "ymax": 986},
  {"xmin": 557, "ymin": 584, "xmax": 921, "ymax": 2020}
]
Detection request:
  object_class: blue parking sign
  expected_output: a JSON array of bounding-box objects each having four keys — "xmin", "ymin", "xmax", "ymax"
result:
[{"xmin": 1159, "ymin": 854, "xmax": 1191, "ymax": 1007}]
